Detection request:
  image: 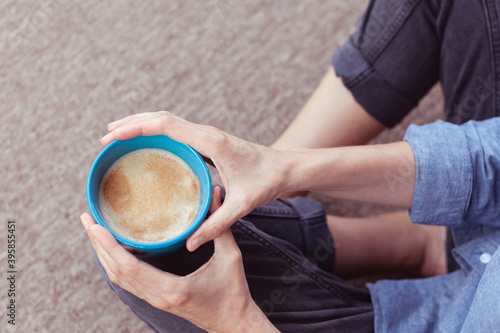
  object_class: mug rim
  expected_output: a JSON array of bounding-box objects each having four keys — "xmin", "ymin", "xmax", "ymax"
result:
[{"xmin": 86, "ymin": 135, "xmax": 212, "ymax": 251}]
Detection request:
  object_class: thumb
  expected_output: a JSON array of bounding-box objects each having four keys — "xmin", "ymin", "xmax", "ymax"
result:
[
  {"xmin": 213, "ymin": 227, "xmax": 238, "ymax": 254},
  {"xmin": 187, "ymin": 195, "xmax": 244, "ymax": 252},
  {"xmin": 207, "ymin": 185, "xmax": 223, "ymax": 216}
]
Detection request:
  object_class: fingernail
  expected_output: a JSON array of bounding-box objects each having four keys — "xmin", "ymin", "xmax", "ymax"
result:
[
  {"xmin": 108, "ymin": 120, "xmax": 121, "ymax": 129},
  {"xmin": 101, "ymin": 132, "xmax": 114, "ymax": 142},
  {"xmin": 80, "ymin": 214, "xmax": 88, "ymax": 230},
  {"xmin": 191, "ymin": 237, "xmax": 205, "ymax": 251}
]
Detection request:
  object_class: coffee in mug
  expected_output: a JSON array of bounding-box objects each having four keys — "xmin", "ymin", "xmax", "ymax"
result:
[{"xmin": 99, "ymin": 148, "xmax": 201, "ymax": 243}]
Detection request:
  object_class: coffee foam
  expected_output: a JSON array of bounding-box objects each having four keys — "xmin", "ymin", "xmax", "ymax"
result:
[{"xmin": 99, "ymin": 148, "xmax": 201, "ymax": 243}]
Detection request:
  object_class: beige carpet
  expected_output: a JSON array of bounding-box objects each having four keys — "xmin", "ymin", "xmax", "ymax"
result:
[{"xmin": 1, "ymin": 1, "xmax": 442, "ymax": 332}]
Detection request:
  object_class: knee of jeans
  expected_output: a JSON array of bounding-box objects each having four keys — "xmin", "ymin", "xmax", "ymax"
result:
[
  {"xmin": 285, "ymin": 196, "xmax": 326, "ymax": 220},
  {"xmin": 246, "ymin": 199, "xmax": 299, "ymax": 218}
]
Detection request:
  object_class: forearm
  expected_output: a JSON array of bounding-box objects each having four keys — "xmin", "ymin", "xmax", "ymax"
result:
[
  {"xmin": 281, "ymin": 142, "xmax": 416, "ymax": 208},
  {"xmin": 272, "ymin": 67, "xmax": 385, "ymax": 150}
]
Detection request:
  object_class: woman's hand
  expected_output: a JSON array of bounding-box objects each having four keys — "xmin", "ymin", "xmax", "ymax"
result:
[
  {"xmin": 80, "ymin": 186, "xmax": 278, "ymax": 333},
  {"xmin": 100, "ymin": 111, "xmax": 295, "ymax": 251}
]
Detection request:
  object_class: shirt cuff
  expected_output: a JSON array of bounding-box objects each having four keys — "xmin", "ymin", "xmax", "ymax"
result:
[
  {"xmin": 332, "ymin": 38, "xmax": 416, "ymax": 128},
  {"xmin": 404, "ymin": 120, "xmax": 473, "ymax": 226}
]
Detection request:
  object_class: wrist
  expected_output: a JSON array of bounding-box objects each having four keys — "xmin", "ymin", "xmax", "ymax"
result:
[
  {"xmin": 210, "ymin": 300, "xmax": 277, "ymax": 333},
  {"xmin": 272, "ymin": 148, "xmax": 302, "ymax": 196},
  {"xmin": 234, "ymin": 302, "xmax": 278, "ymax": 333},
  {"xmin": 277, "ymin": 148, "xmax": 338, "ymax": 196}
]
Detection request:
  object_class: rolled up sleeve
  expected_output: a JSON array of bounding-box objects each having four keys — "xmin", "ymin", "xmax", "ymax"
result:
[
  {"xmin": 404, "ymin": 118, "xmax": 500, "ymax": 227},
  {"xmin": 332, "ymin": 0, "xmax": 440, "ymax": 128},
  {"xmin": 332, "ymin": 39, "xmax": 415, "ymax": 127}
]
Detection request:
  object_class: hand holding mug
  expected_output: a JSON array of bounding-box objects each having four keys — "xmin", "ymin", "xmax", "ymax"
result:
[
  {"xmin": 81, "ymin": 186, "xmax": 277, "ymax": 332},
  {"xmin": 101, "ymin": 111, "xmax": 294, "ymax": 251}
]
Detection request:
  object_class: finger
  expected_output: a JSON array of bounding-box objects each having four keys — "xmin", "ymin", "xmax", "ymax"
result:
[
  {"xmin": 187, "ymin": 195, "xmax": 244, "ymax": 252},
  {"xmin": 89, "ymin": 222, "xmax": 186, "ymax": 302},
  {"xmin": 89, "ymin": 223, "xmax": 129, "ymax": 267},
  {"xmin": 81, "ymin": 214, "xmax": 182, "ymax": 287},
  {"xmin": 212, "ymin": 227, "xmax": 239, "ymax": 254},
  {"xmin": 109, "ymin": 112, "xmax": 215, "ymax": 157},
  {"xmin": 80, "ymin": 212, "xmax": 95, "ymax": 230},
  {"xmin": 107, "ymin": 112, "xmax": 156, "ymax": 131},
  {"xmin": 80, "ymin": 213, "xmax": 115, "ymax": 264},
  {"xmin": 207, "ymin": 185, "xmax": 222, "ymax": 216},
  {"xmin": 80, "ymin": 214, "xmax": 189, "ymax": 311},
  {"xmin": 88, "ymin": 224, "xmax": 161, "ymax": 302},
  {"xmin": 81, "ymin": 213, "xmax": 139, "ymax": 282},
  {"xmin": 101, "ymin": 113, "xmax": 160, "ymax": 146},
  {"xmin": 80, "ymin": 213, "xmax": 121, "ymax": 283},
  {"xmin": 100, "ymin": 131, "xmax": 116, "ymax": 146},
  {"xmin": 104, "ymin": 112, "xmax": 218, "ymax": 170},
  {"xmin": 81, "ymin": 213, "xmax": 123, "ymax": 269},
  {"xmin": 186, "ymin": 228, "xmax": 239, "ymax": 278}
]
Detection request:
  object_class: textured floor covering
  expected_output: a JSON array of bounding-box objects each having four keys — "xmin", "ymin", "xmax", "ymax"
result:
[{"xmin": 1, "ymin": 1, "xmax": 442, "ymax": 332}]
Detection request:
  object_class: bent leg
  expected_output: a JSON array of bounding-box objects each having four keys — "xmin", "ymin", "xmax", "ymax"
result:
[
  {"xmin": 95, "ymin": 198, "xmax": 374, "ymax": 332},
  {"xmin": 328, "ymin": 211, "xmax": 447, "ymax": 279}
]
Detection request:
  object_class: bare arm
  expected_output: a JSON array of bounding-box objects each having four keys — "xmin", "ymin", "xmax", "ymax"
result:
[
  {"xmin": 272, "ymin": 67, "xmax": 385, "ymax": 150},
  {"xmin": 102, "ymin": 112, "xmax": 415, "ymax": 248},
  {"xmin": 283, "ymin": 142, "xmax": 416, "ymax": 208}
]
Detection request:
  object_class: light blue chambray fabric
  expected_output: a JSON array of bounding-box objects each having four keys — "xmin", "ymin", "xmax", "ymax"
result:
[{"xmin": 368, "ymin": 118, "xmax": 500, "ymax": 332}]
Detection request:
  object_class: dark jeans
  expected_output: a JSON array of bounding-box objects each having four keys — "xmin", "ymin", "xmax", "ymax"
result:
[{"xmin": 96, "ymin": 197, "xmax": 374, "ymax": 332}]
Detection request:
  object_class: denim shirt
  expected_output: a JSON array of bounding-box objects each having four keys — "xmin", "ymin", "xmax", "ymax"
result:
[
  {"xmin": 368, "ymin": 118, "xmax": 500, "ymax": 332},
  {"xmin": 331, "ymin": 0, "xmax": 500, "ymax": 128}
]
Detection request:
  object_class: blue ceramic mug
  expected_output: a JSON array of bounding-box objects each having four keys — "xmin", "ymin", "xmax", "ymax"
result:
[{"xmin": 86, "ymin": 135, "xmax": 212, "ymax": 256}]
